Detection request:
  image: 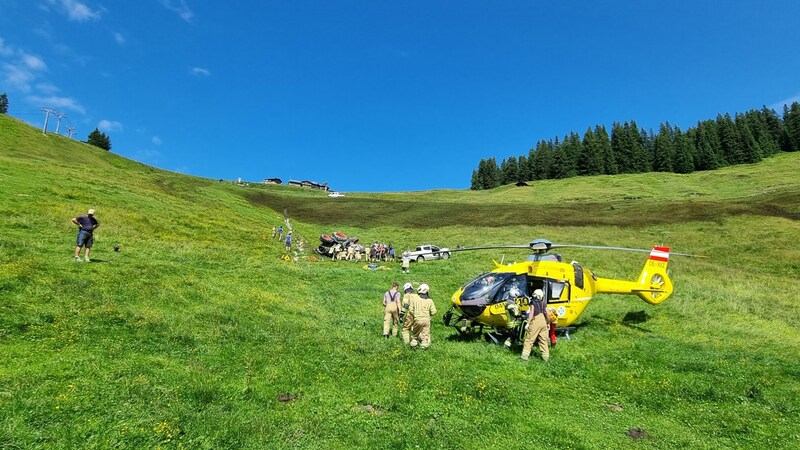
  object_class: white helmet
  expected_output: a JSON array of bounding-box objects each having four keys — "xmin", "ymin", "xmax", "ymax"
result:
[
  {"xmin": 532, "ymin": 289, "xmax": 544, "ymax": 300},
  {"xmin": 418, "ymin": 283, "xmax": 430, "ymax": 294},
  {"xmin": 505, "ymin": 286, "xmax": 521, "ymax": 299},
  {"xmin": 403, "ymin": 282, "xmax": 413, "ymax": 291}
]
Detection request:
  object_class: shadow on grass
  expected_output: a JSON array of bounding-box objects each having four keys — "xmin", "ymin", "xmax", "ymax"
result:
[
  {"xmin": 444, "ymin": 330, "xmax": 484, "ymax": 342},
  {"xmin": 592, "ymin": 313, "xmax": 652, "ymax": 334}
]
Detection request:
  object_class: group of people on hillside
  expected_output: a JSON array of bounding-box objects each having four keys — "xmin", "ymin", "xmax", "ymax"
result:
[
  {"xmin": 382, "ymin": 281, "xmax": 437, "ymax": 350},
  {"xmin": 67, "ymin": 207, "xmax": 548, "ymax": 360},
  {"xmin": 271, "ymin": 225, "xmax": 292, "ymax": 252}
]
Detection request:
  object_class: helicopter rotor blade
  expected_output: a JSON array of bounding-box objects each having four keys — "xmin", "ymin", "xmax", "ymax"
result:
[
  {"xmin": 548, "ymin": 244, "xmax": 704, "ymax": 258},
  {"xmin": 438, "ymin": 242, "xmax": 705, "ymax": 258}
]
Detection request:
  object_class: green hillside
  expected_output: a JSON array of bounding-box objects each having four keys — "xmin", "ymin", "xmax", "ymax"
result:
[{"xmin": 2, "ymin": 113, "xmax": 799, "ymax": 449}]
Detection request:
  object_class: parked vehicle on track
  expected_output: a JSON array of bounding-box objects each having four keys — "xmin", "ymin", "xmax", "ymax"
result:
[{"xmin": 405, "ymin": 244, "xmax": 451, "ymax": 262}]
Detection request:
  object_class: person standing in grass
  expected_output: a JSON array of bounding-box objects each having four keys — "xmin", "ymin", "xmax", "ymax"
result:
[
  {"xmin": 285, "ymin": 232, "xmax": 292, "ymax": 252},
  {"xmin": 520, "ymin": 289, "xmax": 550, "ymax": 362},
  {"xmin": 71, "ymin": 208, "xmax": 99, "ymax": 262},
  {"xmin": 409, "ymin": 283, "xmax": 437, "ymax": 350},
  {"xmin": 271, "ymin": 226, "xmax": 277, "ymax": 239},
  {"xmin": 383, "ymin": 281, "xmax": 401, "ymax": 338},
  {"xmin": 277, "ymin": 226, "xmax": 283, "ymax": 240},
  {"xmin": 401, "ymin": 251, "xmax": 410, "ymax": 274},
  {"xmin": 400, "ymin": 282, "xmax": 418, "ymax": 344}
]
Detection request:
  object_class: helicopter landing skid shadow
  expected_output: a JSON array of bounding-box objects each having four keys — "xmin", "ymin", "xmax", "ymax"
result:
[
  {"xmin": 592, "ymin": 311, "xmax": 653, "ymax": 333},
  {"xmin": 445, "ymin": 331, "xmax": 484, "ymax": 343}
]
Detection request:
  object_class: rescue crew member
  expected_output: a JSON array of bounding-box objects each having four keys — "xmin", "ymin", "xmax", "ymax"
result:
[
  {"xmin": 409, "ymin": 283, "xmax": 437, "ymax": 350},
  {"xmin": 503, "ymin": 286, "xmax": 523, "ymax": 348},
  {"xmin": 520, "ymin": 289, "xmax": 550, "ymax": 362},
  {"xmin": 383, "ymin": 281, "xmax": 401, "ymax": 338},
  {"xmin": 400, "ymin": 282, "xmax": 417, "ymax": 344}
]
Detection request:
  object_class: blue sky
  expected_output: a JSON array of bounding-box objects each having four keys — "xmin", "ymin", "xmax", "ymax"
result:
[{"xmin": 2, "ymin": 1, "xmax": 799, "ymax": 192}]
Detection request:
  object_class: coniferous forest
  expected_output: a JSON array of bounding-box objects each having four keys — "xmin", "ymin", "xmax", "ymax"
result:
[{"xmin": 470, "ymin": 102, "xmax": 800, "ymax": 189}]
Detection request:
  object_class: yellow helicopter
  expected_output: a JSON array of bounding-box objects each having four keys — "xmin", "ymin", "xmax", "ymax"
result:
[{"xmin": 441, "ymin": 238, "xmax": 699, "ymax": 343}]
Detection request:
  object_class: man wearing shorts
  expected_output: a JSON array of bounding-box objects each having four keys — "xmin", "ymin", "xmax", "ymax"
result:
[{"xmin": 72, "ymin": 208, "xmax": 100, "ymax": 262}]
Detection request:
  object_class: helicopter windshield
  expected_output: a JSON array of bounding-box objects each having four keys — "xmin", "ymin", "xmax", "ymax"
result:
[{"xmin": 460, "ymin": 273, "xmax": 528, "ymax": 304}]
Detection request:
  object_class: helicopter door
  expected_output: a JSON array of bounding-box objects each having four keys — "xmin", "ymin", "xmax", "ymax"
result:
[{"xmin": 526, "ymin": 277, "xmax": 570, "ymax": 304}]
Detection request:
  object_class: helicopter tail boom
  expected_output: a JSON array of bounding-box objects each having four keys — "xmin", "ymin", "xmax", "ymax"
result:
[{"xmin": 594, "ymin": 246, "xmax": 674, "ymax": 305}]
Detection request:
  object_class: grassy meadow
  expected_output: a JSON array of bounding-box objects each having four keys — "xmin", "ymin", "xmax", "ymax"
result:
[{"xmin": 1, "ymin": 113, "xmax": 800, "ymax": 449}]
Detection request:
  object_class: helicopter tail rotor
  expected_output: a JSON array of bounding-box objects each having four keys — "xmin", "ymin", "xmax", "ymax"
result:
[
  {"xmin": 633, "ymin": 246, "xmax": 674, "ymax": 305},
  {"xmin": 595, "ymin": 246, "xmax": 675, "ymax": 305}
]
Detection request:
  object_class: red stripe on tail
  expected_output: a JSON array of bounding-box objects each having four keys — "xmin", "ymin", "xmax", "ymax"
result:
[{"xmin": 649, "ymin": 246, "xmax": 670, "ymax": 262}]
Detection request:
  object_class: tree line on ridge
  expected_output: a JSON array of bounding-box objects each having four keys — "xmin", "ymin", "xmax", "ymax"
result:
[{"xmin": 471, "ymin": 102, "xmax": 800, "ymax": 189}]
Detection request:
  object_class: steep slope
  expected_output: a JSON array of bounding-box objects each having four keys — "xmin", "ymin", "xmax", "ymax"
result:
[{"xmin": 2, "ymin": 114, "xmax": 799, "ymax": 449}]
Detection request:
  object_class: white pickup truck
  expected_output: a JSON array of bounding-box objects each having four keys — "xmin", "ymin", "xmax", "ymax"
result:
[{"xmin": 405, "ymin": 244, "xmax": 451, "ymax": 262}]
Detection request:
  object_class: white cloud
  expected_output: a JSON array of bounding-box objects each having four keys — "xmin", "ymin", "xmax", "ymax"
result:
[
  {"xmin": 134, "ymin": 148, "xmax": 161, "ymax": 164},
  {"xmin": 46, "ymin": 0, "xmax": 101, "ymax": 21},
  {"xmin": 159, "ymin": 0, "xmax": 194, "ymax": 22},
  {"xmin": 1, "ymin": 46, "xmax": 48, "ymax": 93},
  {"xmin": 22, "ymin": 53, "xmax": 47, "ymax": 71},
  {"xmin": 3, "ymin": 63, "xmax": 36, "ymax": 93},
  {"xmin": 0, "ymin": 37, "xmax": 13, "ymax": 57},
  {"xmin": 35, "ymin": 82, "xmax": 61, "ymax": 94},
  {"xmin": 152, "ymin": 136, "xmax": 163, "ymax": 145},
  {"xmin": 190, "ymin": 66, "xmax": 210, "ymax": 76},
  {"xmin": 98, "ymin": 119, "xmax": 123, "ymax": 132},
  {"xmin": 771, "ymin": 93, "xmax": 800, "ymax": 111},
  {"xmin": 114, "ymin": 32, "xmax": 125, "ymax": 45},
  {"xmin": 28, "ymin": 95, "xmax": 85, "ymax": 114}
]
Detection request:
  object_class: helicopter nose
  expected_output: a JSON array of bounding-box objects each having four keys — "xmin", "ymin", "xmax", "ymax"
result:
[{"xmin": 458, "ymin": 299, "xmax": 487, "ymax": 319}]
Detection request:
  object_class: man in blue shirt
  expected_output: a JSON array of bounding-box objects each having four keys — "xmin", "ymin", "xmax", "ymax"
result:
[
  {"xmin": 71, "ymin": 208, "xmax": 100, "ymax": 262},
  {"xmin": 285, "ymin": 232, "xmax": 292, "ymax": 252}
]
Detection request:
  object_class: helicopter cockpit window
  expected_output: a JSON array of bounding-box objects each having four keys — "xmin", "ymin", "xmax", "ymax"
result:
[
  {"xmin": 460, "ymin": 272, "xmax": 515, "ymax": 304},
  {"xmin": 549, "ymin": 281, "xmax": 566, "ymax": 301},
  {"xmin": 494, "ymin": 274, "xmax": 529, "ymax": 304}
]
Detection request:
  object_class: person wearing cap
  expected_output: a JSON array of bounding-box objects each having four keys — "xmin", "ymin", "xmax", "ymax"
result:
[
  {"xmin": 520, "ymin": 289, "xmax": 550, "ymax": 362},
  {"xmin": 382, "ymin": 281, "xmax": 401, "ymax": 338},
  {"xmin": 400, "ymin": 282, "xmax": 418, "ymax": 344},
  {"xmin": 71, "ymin": 208, "xmax": 100, "ymax": 262},
  {"xmin": 409, "ymin": 283, "xmax": 437, "ymax": 350}
]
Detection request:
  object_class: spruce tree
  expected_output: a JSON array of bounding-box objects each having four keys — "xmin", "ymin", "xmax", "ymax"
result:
[
  {"xmin": 784, "ymin": 102, "xmax": 800, "ymax": 151},
  {"xmin": 611, "ymin": 122, "xmax": 632, "ymax": 173},
  {"xmin": 484, "ymin": 157, "xmax": 501, "ymax": 188},
  {"xmin": 629, "ymin": 121, "xmax": 651, "ymax": 172},
  {"xmin": 652, "ymin": 123, "xmax": 674, "ymax": 172},
  {"xmin": 470, "ymin": 168, "xmax": 481, "ymax": 190},
  {"xmin": 578, "ymin": 127, "xmax": 603, "ymax": 176},
  {"xmin": 500, "ymin": 156, "xmax": 519, "ymax": 185},
  {"xmin": 717, "ymin": 113, "xmax": 743, "ymax": 164},
  {"xmin": 595, "ymin": 125, "xmax": 617, "ymax": 175},
  {"xmin": 532, "ymin": 140, "xmax": 554, "ymax": 180},
  {"xmin": 761, "ymin": 105, "xmax": 788, "ymax": 151},
  {"xmin": 672, "ymin": 127, "xmax": 695, "ymax": 174},
  {"xmin": 735, "ymin": 113, "xmax": 761, "ymax": 163},
  {"xmin": 87, "ymin": 128, "xmax": 112, "ymax": 151},
  {"xmin": 0, "ymin": 93, "xmax": 8, "ymax": 114},
  {"xmin": 693, "ymin": 120, "xmax": 723, "ymax": 170},
  {"xmin": 517, "ymin": 155, "xmax": 529, "ymax": 183}
]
